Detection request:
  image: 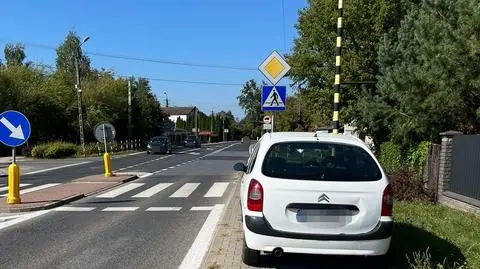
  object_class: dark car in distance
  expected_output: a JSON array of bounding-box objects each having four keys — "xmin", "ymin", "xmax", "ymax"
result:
[
  {"xmin": 184, "ymin": 135, "xmax": 201, "ymax": 148},
  {"xmin": 147, "ymin": 136, "xmax": 172, "ymax": 154}
]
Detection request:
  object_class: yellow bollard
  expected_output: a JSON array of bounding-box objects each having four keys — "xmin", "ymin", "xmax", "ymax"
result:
[
  {"xmin": 7, "ymin": 163, "xmax": 21, "ymax": 204},
  {"xmin": 104, "ymin": 152, "xmax": 113, "ymax": 177}
]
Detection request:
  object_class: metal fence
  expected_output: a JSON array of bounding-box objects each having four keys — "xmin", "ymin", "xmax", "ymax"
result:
[{"xmin": 449, "ymin": 135, "xmax": 480, "ymax": 202}]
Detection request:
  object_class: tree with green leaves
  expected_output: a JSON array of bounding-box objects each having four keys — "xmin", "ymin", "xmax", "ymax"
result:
[
  {"xmin": 55, "ymin": 31, "xmax": 91, "ymax": 84},
  {"xmin": 237, "ymin": 79, "xmax": 263, "ymax": 137},
  {"xmin": 4, "ymin": 43, "xmax": 26, "ymax": 66},
  {"xmin": 360, "ymin": 0, "xmax": 480, "ymax": 149},
  {"xmin": 287, "ymin": 0, "xmax": 418, "ymax": 141}
]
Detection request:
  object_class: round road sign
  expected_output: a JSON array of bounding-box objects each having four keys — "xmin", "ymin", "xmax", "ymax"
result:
[
  {"xmin": 94, "ymin": 122, "xmax": 116, "ymax": 143},
  {"xmin": 263, "ymin": 116, "xmax": 272, "ymax": 124}
]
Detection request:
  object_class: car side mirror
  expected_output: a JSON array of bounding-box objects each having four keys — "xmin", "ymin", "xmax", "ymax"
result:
[{"xmin": 233, "ymin": 162, "xmax": 247, "ymax": 172}]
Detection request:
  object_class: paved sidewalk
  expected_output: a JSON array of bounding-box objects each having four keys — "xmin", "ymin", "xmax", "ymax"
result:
[{"xmin": 0, "ymin": 174, "xmax": 137, "ymax": 213}]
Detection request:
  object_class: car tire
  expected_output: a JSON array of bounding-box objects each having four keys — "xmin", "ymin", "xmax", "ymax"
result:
[
  {"xmin": 242, "ymin": 239, "xmax": 260, "ymax": 266},
  {"xmin": 168, "ymin": 149, "xmax": 172, "ymax": 154}
]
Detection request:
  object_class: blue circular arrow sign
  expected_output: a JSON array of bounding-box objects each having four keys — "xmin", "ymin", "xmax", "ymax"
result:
[{"xmin": 0, "ymin": 110, "xmax": 31, "ymax": 147}]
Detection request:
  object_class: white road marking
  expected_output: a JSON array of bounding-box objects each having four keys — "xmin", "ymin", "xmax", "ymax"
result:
[
  {"xmin": 176, "ymin": 164, "xmax": 182, "ymax": 167},
  {"xmin": 190, "ymin": 206, "xmax": 214, "ymax": 211},
  {"xmin": 162, "ymin": 168, "xmax": 168, "ymax": 171},
  {"xmin": 96, "ymin": 183, "xmax": 145, "ymax": 198},
  {"xmin": 189, "ymin": 152, "xmax": 200, "ymax": 155},
  {"xmin": 169, "ymin": 183, "xmax": 200, "ymax": 198},
  {"xmin": 132, "ymin": 183, "xmax": 173, "ymax": 198},
  {"xmin": 0, "ymin": 183, "xmax": 61, "ymax": 197},
  {"xmin": 53, "ymin": 206, "xmax": 95, "ymax": 212},
  {"xmin": 204, "ymin": 182, "xmax": 229, "ymax": 198},
  {"xmin": 0, "ymin": 210, "xmax": 51, "ymax": 231},
  {"xmin": 179, "ymin": 204, "xmax": 225, "ymax": 269},
  {"xmin": 24, "ymin": 162, "xmax": 91, "ymax": 175},
  {"xmin": 0, "ymin": 183, "xmax": 32, "ymax": 192},
  {"xmin": 146, "ymin": 207, "xmax": 182, "ymax": 211},
  {"xmin": 102, "ymin": 207, "xmax": 139, "ymax": 212},
  {"xmin": 127, "ymin": 151, "xmax": 146, "ymax": 156},
  {"xmin": 0, "ymin": 215, "xmax": 22, "ymax": 221},
  {"xmin": 168, "ymin": 166, "xmax": 175, "ymax": 169}
]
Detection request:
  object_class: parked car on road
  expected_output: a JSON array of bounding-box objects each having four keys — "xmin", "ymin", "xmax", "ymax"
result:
[
  {"xmin": 184, "ymin": 135, "xmax": 201, "ymax": 148},
  {"xmin": 233, "ymin": 131, "xmax": 392, "ymax": 266},
  {"xmin": 147, "ymin": 136, "xmax": 172, "ymax": 154}
]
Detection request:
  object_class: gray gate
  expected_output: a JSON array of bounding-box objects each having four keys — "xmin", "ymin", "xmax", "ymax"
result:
[{"xmin": 449, "ymin": 135, "xmax": 480, "ymax": 202}]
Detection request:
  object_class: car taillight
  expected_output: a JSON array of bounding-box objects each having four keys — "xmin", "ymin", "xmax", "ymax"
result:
[
  {"xmin": 247, "ymin": 179, "xmax": 263, "ymax": 212},
  {"xmin": 381, "ymin": 184, "xmax": 393, "ymax": 216}
]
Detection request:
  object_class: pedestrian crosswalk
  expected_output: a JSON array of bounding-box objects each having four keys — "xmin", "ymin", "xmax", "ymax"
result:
[
  {"xmin": 94, "ymin": 181, "xmax": 230, "ymax": 199},
  {"xmin": 51, "ymin": 205, "xmax": 221, "ymax": 212},
  {"xmin": 0, "ymin": 183, "xmax": 61, "ymax": 197}
]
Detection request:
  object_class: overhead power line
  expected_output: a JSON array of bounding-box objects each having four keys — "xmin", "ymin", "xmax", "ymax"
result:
[
  {"xmin": 116, "ymin": 75, "xmax": 244, "ymax": 86},
  {"xmin": 0, "ymin": 38, "xmax": 257, "ymax": 71}
]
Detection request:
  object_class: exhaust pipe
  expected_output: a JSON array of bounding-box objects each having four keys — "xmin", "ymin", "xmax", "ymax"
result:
[{"xmin": 272, "ymin": 247, "xmax": 284, "ymax": 257}]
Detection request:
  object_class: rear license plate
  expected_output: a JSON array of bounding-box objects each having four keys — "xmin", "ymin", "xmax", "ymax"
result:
[{"xmin": 296, "ymin": 209, "xmax": 344, "ymax": 223}]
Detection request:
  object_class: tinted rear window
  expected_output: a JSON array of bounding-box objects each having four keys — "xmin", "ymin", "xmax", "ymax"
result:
[
  {"xmin": 151, "ymin": 137, "xmax": 167, "ymax": 142},
  {"xmin": 261, "ymin": 142, "xmax": 382, "ymax": 181}
]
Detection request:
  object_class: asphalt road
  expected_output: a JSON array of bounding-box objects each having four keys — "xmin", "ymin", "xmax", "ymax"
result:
[
  {"xmin": 0, "ymin": 143, "xmax": 235, "ymax": 196},
  {"xmin": 0, "ymin": 142, "xmax": 249, "ymax": 269}
]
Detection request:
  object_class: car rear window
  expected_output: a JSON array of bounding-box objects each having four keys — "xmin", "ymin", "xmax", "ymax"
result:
[
  {"xmin": 261, "ymin": 142, "xmax": 382, "ymax": 181},
  {"xmin": 152, "ymin": 137, "xmax": 167, "ymax": 142}
]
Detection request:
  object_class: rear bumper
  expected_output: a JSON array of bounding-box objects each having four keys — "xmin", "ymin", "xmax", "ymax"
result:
[
  {"xmin": 244, "ymin": 215, "xmax": 392, "ymax": 256},
  {"xmin": 245, "ymin": 215, "xmax": 392, "ymax": 241}
]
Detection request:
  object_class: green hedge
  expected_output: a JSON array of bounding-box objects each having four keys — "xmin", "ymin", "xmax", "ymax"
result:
[
  {"xmin": 379, "ymin": 140, "xmax": 431, "ymax": 176},
  {"xmin": 379, "ymin": 141, "xmax": 404, "ymax": 174},
  {"xmin": 31, "ymin": 142, "xmax": 78, "ymax": 159},
  {"xmin": 407, "ymin": 141, "xmax": 431, "ymax": 176}
]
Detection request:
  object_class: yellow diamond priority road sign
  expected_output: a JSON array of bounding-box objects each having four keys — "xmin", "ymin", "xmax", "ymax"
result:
[{"xmin": 258, "ymin": 50, "xmax": 291, "ymax": 85}]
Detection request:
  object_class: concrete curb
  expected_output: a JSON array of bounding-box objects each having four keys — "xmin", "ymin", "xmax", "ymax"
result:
[{"xmin": 0, "ymin": 175, "xmax": 138, "ymax": 213}]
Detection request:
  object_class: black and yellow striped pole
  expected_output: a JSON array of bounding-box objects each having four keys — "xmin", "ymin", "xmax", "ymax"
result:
[{"xmin": 332, "ymin": 0, "xmax": 344, "ymax": 135}]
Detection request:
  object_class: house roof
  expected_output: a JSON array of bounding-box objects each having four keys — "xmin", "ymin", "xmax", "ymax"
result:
[{"xmin": 163, "ymin": 106, "xmax": 195, "ymax": 116}]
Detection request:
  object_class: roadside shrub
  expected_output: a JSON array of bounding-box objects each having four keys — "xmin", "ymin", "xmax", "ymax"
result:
[
  {"xmin": 389, "ymin": 169, "xmax": 435, "ymax": 202},
  {"xmin": 31, "ymin": 144, "xmax": 49, "ymax": 158},
  {"xmin": 379, "ymin": 141, "xmax": 405, "ymax": 173},
  {"xmin": 31, "ymin": 142, "xmax": 78, "ymax": 159},
  {"xmin": 408, "ymin": 141, "xmax": 431, "ymax": 177}
]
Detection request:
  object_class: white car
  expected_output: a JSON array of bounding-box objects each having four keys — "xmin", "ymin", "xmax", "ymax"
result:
[{"xmin": 233, "ymin": 131, "xmax": 393, "ymax": 266}]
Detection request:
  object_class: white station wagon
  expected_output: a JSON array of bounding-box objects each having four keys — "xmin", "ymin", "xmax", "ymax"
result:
[{"xmin": 234, "ymin": 131, "xmax": 393, "ymax": 265}]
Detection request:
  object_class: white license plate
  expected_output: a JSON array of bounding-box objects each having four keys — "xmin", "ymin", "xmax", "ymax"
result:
[{"xmin": 296, "ymin": 209, "xmax": 344, "ymax": 223}]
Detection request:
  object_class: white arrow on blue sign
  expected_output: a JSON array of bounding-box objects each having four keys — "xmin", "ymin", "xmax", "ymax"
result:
[{"xmin": 0, "ymin": 110, "xmax": 31, "ymax": 147}]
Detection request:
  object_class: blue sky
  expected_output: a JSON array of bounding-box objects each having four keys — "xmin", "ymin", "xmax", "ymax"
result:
[{"xmin": 0, "ymin": 0, "xmax": 308, "ymax": 119}]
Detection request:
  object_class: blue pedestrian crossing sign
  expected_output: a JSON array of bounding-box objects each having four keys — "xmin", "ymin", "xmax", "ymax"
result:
[
  {"xmin": 0, "ymin": 110, "xmax": 31, "ymax": 147},
  {"xmin": 261, "ymin": 86, "xmax": 286, "ymax": 111}
]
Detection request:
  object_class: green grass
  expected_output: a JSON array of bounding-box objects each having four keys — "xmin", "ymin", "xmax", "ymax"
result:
[{"xmin": 390, "ymin": 200, "xmax": 480, "ymax": 269}]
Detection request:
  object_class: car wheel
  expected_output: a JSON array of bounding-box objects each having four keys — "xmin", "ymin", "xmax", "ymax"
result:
[
  {"xmin": 242, "ymin": 239, "xmax": 260, "ymax": 266},
  {"xmin": 168, "ymin": 149, "xmax": 172, "ymax": 154}
]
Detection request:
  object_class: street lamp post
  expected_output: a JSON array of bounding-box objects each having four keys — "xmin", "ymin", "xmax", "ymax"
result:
[
  {"xmin": 163, "ymin": 91, "xmax": 169, "ymax": 107},
  {"xmin": 75, "ymin": 36, "xmax": 90, "ymax": 157}
]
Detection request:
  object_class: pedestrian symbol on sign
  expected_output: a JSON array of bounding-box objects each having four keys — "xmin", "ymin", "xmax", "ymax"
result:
[{"xmin": 261, "ymin": 86, "xmax": 286, "ymax": 111}]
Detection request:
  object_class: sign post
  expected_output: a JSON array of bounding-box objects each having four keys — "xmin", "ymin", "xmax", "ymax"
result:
[
  {"xmin": 94, "ymin": 122, "xmax": 116, "ymax": 177},
  {"xmin": 0, "ymin": 110, "xmax": 32, "ymax": 204},
  {"xmin": 258, "ymin": 50, "xmax": 291, "ymax": 132}
]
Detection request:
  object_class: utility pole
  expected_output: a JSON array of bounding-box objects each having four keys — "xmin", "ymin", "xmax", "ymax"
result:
[
  {"xmin": 194, "ymin": 107, "xmax": 198, "ymax": 136},
  {"xmin": 74, "ymin": 36, "xmax": 89, "ymax": 157},
  {"xmin": 210, "ymin": 109, "xmax": 213, "ymax": 143},
  {"xmin": 128, "ymin": 80, "xmax": 132, "ymax": 140},
  {"xmin": 74, "ymin": 52, "xmax": 86, "ymax": 157},
  {"xmin": 331, "ymin": 0, "xmax": 344, "ymax": 135},
  {"xmin": 222, "ymin": 114, "xmax": 225, "ymax": 142}
]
